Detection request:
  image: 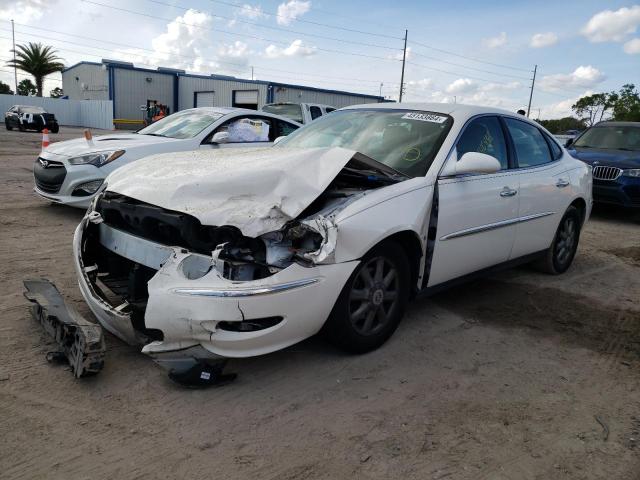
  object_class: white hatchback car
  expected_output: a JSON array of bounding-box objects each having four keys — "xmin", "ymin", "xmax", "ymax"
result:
[
  {"xmin": 33, "ymin": 107, "xmax": 301, "ymax": 208},
  {"xmin": 73, "ymin": 103, "xmax": 592, "ymax": 375}
]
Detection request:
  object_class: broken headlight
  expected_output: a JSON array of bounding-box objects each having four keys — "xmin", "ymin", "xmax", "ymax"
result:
[{"xmin": 68, "ymin": 150, "xmax": 125, "ymax": 167}]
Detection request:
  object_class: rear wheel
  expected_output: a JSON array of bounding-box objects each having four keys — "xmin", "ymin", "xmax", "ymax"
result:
[
  {"xmin": 51, "ymin": 124, "xmax": 59, "ymax": 134},
  {"xmin": 324, "ymin": 241, "xmax": 410, "ymax": 353},
  {"xmin": 536, "ymin": 206, "xmax": 581, "ymax": 274}
]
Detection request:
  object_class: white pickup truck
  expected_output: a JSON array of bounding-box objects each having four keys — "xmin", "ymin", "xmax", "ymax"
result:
[{"xmin": 261, "ymin": 102, "xmax": 335, "ymax": 124}]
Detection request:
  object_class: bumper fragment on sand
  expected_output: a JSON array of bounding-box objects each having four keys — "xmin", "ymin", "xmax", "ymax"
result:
[{"xmin": 24, "ymin": 278, "xmax": 106, "ymax": 378}]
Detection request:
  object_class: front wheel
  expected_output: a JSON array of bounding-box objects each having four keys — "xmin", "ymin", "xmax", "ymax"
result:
[
  {"xmin": 51, "ymin": 124, "xmax": 59, "ymax": 133},
  {"xmin": 323, "ymin": 240, "xmax": 410, "ymax": 353},
  {"xmin": 536, "ymin": 206, "xmax": 581, "ymax": 274},
  {"xmin": 5, "ymin": 121, "xmax": 12, "ymax": 131}
]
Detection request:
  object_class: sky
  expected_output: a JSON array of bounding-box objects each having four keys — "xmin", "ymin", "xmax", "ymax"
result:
[{"xmin": 0, "ymin": 0, "xmax": 638, "ymax": 119}]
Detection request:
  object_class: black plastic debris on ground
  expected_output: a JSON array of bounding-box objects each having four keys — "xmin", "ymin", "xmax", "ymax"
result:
[
  {"xmin": 168, "ymin": 361, "xmax": 237, "ymax": 388},
  {"xmin": 24, "ymin": 278, "xmax": 105, "ymax": 378}
]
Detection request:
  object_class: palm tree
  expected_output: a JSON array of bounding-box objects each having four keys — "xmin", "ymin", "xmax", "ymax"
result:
[{"xmin": 5, "ymin": 43, "xmax": 64, "ymax": 97}]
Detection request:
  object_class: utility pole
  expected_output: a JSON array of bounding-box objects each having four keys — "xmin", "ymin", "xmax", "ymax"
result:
[
  {"xmin": 11, "ymin": 19, "xmax": 18, "ymax": 94},
  {"xmin": 399, "ymin": 29, "xmax": 408, "ymax": 103},
  {"xmin": 251, "ymin": 66, "xmax": 254, "ymax": 81},
  {"xmin": 379, "ymin": 82, "xmax": 383, "ymax": 97},
  {"xmin": 527, "ymin": 64, "xmax": 537, "ymax": 118}
]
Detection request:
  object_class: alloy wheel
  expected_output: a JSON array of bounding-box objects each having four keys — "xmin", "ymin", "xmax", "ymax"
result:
[
  {"xmin": 348, "ymin": 256, "xmax": 399, "ymax": 336},
  {"xmin": 555, "ymin": 217, "xmax": 576, "ymax": 266}
]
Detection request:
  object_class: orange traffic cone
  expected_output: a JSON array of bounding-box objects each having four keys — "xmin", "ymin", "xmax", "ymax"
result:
[{"xmin": 41, "ymin": 128, "xmax": 50, "ymax": 150}]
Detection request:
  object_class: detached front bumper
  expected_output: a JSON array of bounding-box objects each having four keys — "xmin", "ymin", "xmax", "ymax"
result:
[{"xmin": 73, "ymin": 216, "xmax": 358, "ymax": 372}]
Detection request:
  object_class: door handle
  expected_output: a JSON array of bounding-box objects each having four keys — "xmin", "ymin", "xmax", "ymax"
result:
[
  {"xmin": 500, "ymin": 187, "xmax": 518, "ymax": 197},
  {"xmin": 556, "ymin": 178, "xmax": 570, "ymax": 188}
]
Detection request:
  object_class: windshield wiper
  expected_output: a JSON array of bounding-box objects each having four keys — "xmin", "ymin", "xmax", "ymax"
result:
[
  {"xmin": 141, "ymin": 133, "xmax": 166, "ymax": 137},
  {"xmin": 348, "ymin": 152, "xmax": 410, "ymax": 182}
]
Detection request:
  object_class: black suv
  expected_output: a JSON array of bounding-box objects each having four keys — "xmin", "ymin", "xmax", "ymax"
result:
[{"xmin": 5, "ymin": 105, "xmax": 59, "ymax": 133}]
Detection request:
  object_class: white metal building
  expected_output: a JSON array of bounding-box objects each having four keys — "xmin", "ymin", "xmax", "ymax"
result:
[{"xmin": 62, "ymin": 59, "xmax": 385, "ymax": 128}]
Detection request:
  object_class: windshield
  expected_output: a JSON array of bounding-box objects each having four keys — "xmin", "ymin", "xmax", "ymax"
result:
[
  {"xmin": 138, "ymin": 110, "xmax": 224, "ymax": 139},
  {"xmin": 574, "ymin": 125, "xmax": 640, "ymax": 151},
  {"xmin": 262, "ymin": 104, "xmax": 303, "ymax": 123},
  {"xmin": 21, "ymin": 106, "xmax": 46, "ymax": 114},
  {"xmin": 277, "ymin": 109, "xmax": 453, "ymax": 177}
]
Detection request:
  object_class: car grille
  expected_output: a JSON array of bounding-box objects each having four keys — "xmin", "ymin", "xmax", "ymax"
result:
[
  {"xmin": 33, "ymin": 158, "xmax": 66, "ymax": 194},
  {"xmin": 592, "ymin": 166, "xmax": 622, "ymax": 181}
]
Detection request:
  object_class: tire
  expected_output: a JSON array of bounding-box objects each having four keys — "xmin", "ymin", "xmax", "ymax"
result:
[
  {"xmin": 323, "ymin": 240, "xmax": 411, "ymax": 353},
  {"xmin": 51, "ymin": 124, "xmax": 59, "ymax": 134},
  {"xmin": 5, "ymin": 121, "xmax": 12, "ymax": 131},
  {"xmin": 18, "ymin": 123, "xmax": 25, "ymax": 132},
  {"xmin": 535, "ymin": 206, "xmax": 581, "ymax": 274}
]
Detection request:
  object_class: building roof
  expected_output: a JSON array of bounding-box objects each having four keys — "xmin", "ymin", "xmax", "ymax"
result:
[{"xmin": 62, "ymin": 60, "xmax": 384, "ymax": 101}]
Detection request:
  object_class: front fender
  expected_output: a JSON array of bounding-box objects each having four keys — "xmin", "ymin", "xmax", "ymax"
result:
[{"xmin": 332, "ymin": 183, "xmax": 433, "ymax": 263}]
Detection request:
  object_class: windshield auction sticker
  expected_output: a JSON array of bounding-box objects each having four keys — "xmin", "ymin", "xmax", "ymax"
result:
[{"xmin": 402, "ymin": 112, "xmax": 448, "ymax": 123}]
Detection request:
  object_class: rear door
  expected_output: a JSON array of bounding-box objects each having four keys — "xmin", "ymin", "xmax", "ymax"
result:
[
  {"xmin": 503, "ymin": 117, "xmax": 574, "ymax": 258},
  {"xmin": 428, "ymin": 115, "xmax": 519, "ymax": 286}
]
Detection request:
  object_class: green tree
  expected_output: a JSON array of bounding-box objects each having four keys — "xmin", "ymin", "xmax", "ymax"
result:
[
  {"xmin": 5, "ymin": 43, "xmax": 64, "ymax": 97},
  {"xmin": 0, "ymin": 80, "xmax": 13, "ymax": 95},
  {"xmin": 537, "ymin": 117, "xmax": 587, "ymax": 134},
  {"xmin": 50, "ymin": 86, "xmax": 64, "ymax": 98},
  {"xmin": 611, "ymin": 84, "xmax": 640, "ymax": 121},
  {"xmin": 17, "ymin": 79, "xmax": 36, "ymax": 96},
  {"xmin": 571, "ymin": 93, "xmax": 615, "ymax": 126}
]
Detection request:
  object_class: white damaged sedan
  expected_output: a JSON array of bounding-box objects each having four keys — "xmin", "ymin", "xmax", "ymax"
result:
[{"xmin": 73, "ymin": 103, "xmax": 592, "ymax": 374}]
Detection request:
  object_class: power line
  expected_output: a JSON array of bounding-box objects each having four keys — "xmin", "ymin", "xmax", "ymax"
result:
[
  {"xmin": 7, "ymin": 24, "xmax": 397, "ymax": 86},
  {"xmin": 144, "ymin": 0, "xmax": 403, "ymax": 51},
  {"xmin": 80, "ymin": 0, "xmax": 400, "ymax": 62},
  {"xmin": 409, "ymin": 50, "xmax": 531, "ymax": 81},
  {"xmin": 206, "ymin": 0, "xmax": 404, "ymax": 40},
  {"xmin": 0, "ymin": 67, "xmax": 63, "ymax": 82},
  {"xmin": 410, "ymin": 39, "xmax": 532, "ymax": 73},
  {"xmin": 406, "ymin": 60, "xmax": 528, "ymax": 88}
]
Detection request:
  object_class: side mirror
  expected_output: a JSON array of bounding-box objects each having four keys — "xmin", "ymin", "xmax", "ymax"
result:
[
  {"xmin": 273, "ymin": 136, "xmax": 285, "ymax": 145},
  {"xmin": 211, "ymin": 131, "xmax": 229, "ymax": 144},
  {"xmin": 564, "ymin": 138, "xmax": 573, "ymax": 148},
  {"xmin": 452, "ymin": 152, "xmax": 501, "ymax": 175}
]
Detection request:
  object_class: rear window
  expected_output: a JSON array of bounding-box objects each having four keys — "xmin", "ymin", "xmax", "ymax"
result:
[
  {"xmin": 261, "ymin": 104, "xmax": 303, "ymax": 123},
  {"xmin": 21, "ymin": 106, "xmax": 46, "ymax": 114}
]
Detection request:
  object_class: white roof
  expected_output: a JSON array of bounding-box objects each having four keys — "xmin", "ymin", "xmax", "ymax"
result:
[{"xmin": 344, "ymin": 102, "xmax": 522, "ymax": 120}]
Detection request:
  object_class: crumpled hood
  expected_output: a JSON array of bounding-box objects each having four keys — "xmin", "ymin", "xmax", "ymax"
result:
[
  {"xmin": 43, "ymin": 133, "xmax": 181, "ymax": 158},
  {"xmin": 106, "ymin": 147, "xmax": 358, "ymax": 237},
  {"xmin": 569, "ymin": 147, "xmax": 640, "ymax": 169}
]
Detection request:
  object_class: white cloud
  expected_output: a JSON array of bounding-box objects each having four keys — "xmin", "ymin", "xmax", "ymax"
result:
[
  {"xmin": 482, "ymin": 32, "xmax": 507, "ymax": 49},
  {"xmin": 115, "ymin": 10, "xmax": 250, "ymax": 75},
  {"xmin": 387, "ymin": 46, "xmax": 411, "ymax": 61},
  {"xmin": 530, "ymin": 32, "xmax": 558, "ymax": 48},
  {"xmin": 581, "ymin": 5, "xmax": 640, "ymax": 43},
  {"xmin": 479, "ymin": 81, "xmax": 522, "ymax": 92},
  {"xmin": 276, "ymin": 0, "xmax": 311, "ymax": 26},
  {"xmin": 407, "ymin": 78, "xmax": 433, "ymax": 90},
  {"xmin": 238, "ymin": 3, "xmax": 266, "ymax": 19},
  {"xmin": 0, "ymin": 0, "xmax": 56, "ymax": 23},
  {"xmin": 624, "ymin": 38, "xmax": 640, "ymax": 54},
  {"xmin": 446, "ymin": 78, "xmax": 477, "ymax": 94},
  {"xmin": 539, "ymin": 65, "xmax": 606, "ymax": 91},
  {"xmin": 264, "ymin": 39, "xmax": 316, "ymax": 58}
]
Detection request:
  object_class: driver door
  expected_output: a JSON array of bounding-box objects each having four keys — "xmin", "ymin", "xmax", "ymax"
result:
[
  {"xmin": 200, "ymin": 115, "xmax": 284, "ymax": 149},
  {"xmin": 427, "ymin": 116, "xmax": 519, "ymax": 287}
]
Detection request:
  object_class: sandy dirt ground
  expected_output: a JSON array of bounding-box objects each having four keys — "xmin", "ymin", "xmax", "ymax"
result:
[{"xmin": 0, "ymin": 127, "xmax": 639, "ymax": 480}]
